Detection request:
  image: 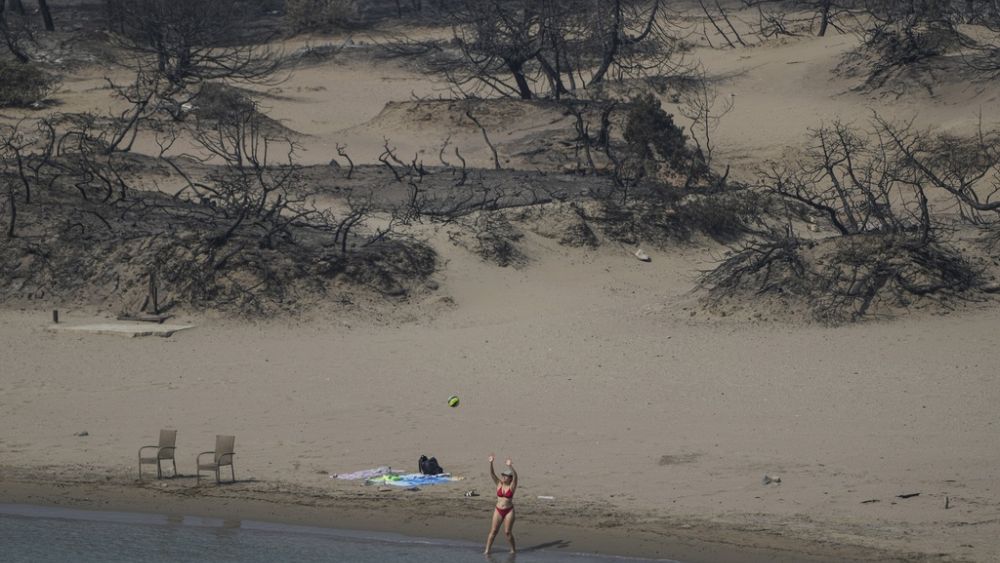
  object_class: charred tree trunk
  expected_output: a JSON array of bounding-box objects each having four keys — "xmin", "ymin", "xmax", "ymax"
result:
[
  {"xmin": 817, "ymin": 0, "xmax": 832, "ymax": 36},
  {"xmin": 5, "ymin": 180, "xmax": 16, "ymax": 239},
  {"xmin": 596, "ymin": 102, "xmax": 616, "ymax": 148},
  {"xmin": 0, "ymin": 9, "xmax": 30, "ymax": 62},
  {"xmin": 591, "ymin": 0, "xmax": 623, "ymax": 84},
  {"xmin": 37, "ymin": 0, "xmax": 54, "ymax": 31},
  {"xmin": 507, "ymin": 59, "xmax": 533, "ymax": 100},
  {"xmin": 147, "ymin": 269, "xmax": 160, "ymax": 314},
  {"xmin": 536, "ymin": 53, "xmax": 568, "ymax": 99}
]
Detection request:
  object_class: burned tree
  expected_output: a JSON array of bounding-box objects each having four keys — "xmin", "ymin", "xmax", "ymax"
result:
[
  {"xmin": 758, "ymin": 120, "xmax": 933, "ymax": 238},
  {"xmin": 436, "ymin": 0, "xmax": 681, "ymax": 99},
  {"xmin": 0, "ymin": 1, "xmax": 60, "ymax": 64},
  {"xmin": 958, "ymin": 0, "xmax": 1000, "ymax": 77},
  {"xmin": 444, "ymin": 0, "xmax": 545, "ymax": 99},
  {"xmin": 0, "ymin": 130, "xmax": 28, "ymax": 237},
  {"xmin": 0, "ymin": 109, "xmax": 436, "ymax": 312},
  {"xmin": 0, "ymin": 0, "xmax": 30, "ymax": 62},
  {"xmin": 742, "ymin": 1, "xmax": 855, "ymax": 37},
  {"xmin": 877, "ymin": 116, "xmax": 1000, "ymax": 224},
  {"xmin": 0, "ymin": 119, "xmax": 58, "ymax": 238},
  {"xmin": 701, "ymin": 119, "xmax": 987, "ymax": 323},
  {"xmin": 168, "ymin": 101, "xmax": 315, "ymax": 250},
  {"xmin": 106, "ymin": 0, "xmax": 280, "ymax": 106},
  {"xmin": 36, "ymin": 0, "xmax": 53, "ymax": 31}
]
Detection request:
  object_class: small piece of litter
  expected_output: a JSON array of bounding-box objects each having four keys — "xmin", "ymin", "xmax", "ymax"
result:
[
  {"xmin": 537, "ymin": 495, "xmax": 555, "ymax": 500},
  {"xmin": 74, "ymin": 431, "xmax": 89, "ymax": 437},
  {"xmin": 634, "ymin": 249, "xmax": 651, "ymax": 262},
  {"xmin": 896, "ymin": 492, "xmax": 920, "ymax": 499},
  {"xmin": 762, "ymin": 474, "xmax": 781, "ymax": 485},
  {"xmin": 861, "ymin": 499, "xmax": 880, "ymax": 504},
  {"xmin": 464, "ymin": 490, "xmax": 479, "ymax": 497}
]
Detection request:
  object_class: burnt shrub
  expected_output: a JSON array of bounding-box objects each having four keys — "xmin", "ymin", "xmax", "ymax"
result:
[
  {"xmin": 191, "ymin": 82, "xmax": 256, "ymax": 121},
  {"xmin": 700, "ymin": 232, "xmax": 985, "ymax": 324},
  {"xmin": 622, "ymin": 94, "xmax": 707, "ymax": 182},
  {"xmin": 285, "ymin": 0, "xmax": 355, "ymax": 32},
  {"xmin": 0, "ymin": 60, "xmax": 56, "ymax": 107}
]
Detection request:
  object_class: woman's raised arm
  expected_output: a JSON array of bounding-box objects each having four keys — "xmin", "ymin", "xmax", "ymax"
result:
[{"xmin": 488, "ymin": 454, "xmax": 499, "ymax": 485}]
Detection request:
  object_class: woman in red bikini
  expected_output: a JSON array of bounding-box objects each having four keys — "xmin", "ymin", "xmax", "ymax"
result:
[{"xmin": 484, "ymin": 454, "xmax": 517, "ymax": 554}]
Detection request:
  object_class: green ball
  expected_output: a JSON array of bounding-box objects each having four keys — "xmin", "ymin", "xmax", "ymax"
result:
[{"xmin": 448, "ymin": 395, "xmax": 460, "ymax": 407}]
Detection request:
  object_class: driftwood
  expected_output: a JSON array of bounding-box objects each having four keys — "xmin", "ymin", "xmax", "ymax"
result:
[{"xmin": 117, "ymin": 312, "xmax": 173, "ymax": 324}]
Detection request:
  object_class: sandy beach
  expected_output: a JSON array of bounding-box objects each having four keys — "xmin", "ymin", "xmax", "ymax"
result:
[
  {"xmin": 3, "ymin": 237, "xmax": 1000, "ymax": 560},
  {"xmin": 3, "ymin": 1, "xmax": 1000, "ymax": 561}
]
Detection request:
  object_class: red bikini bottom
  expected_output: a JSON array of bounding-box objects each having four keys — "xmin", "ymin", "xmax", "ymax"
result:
[{"xmin": 495, "ymin": 506, "xmax": 513, "ymax": 519}]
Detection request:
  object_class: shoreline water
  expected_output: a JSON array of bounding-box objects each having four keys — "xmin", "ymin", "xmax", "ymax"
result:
[
  {"xmin": 0, "ymin": 468, "xmax": 905, "ymax": 563},
  {"xmin": 0, "ymin": 503, "xmax": 671, "ymax": 563}
]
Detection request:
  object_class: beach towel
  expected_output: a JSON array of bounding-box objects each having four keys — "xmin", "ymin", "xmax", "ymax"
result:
[
  {"xmin": 365, "ymin": 473, "xmax": 459, "ymax": 487},
  {"xmin": 334, "ymin": 466, "xmax": 392, "ymax": 480}
]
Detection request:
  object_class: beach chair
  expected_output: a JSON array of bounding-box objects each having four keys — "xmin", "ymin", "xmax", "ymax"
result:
[
  {"xmin": 138, "ymin": 429, "xmax": 177, "ymax": 480},
  {"xmin": 196, "ymin": 435, "xmax": 236, "ymax": 484}
]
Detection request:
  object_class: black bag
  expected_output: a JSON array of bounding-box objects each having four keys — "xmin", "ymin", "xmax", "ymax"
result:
[
  {"xmin": 418, "ymin": 455, "xmax": 444, "ymax": 475},
  {"xmin": 426, "ymin": 457, "xmax": 443, "ymax": 475}
]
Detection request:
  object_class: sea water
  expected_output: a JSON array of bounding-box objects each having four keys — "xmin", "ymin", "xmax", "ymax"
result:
[{"xmin": 0, "ymin": 504, "xmax": 677, "ymax": 562}]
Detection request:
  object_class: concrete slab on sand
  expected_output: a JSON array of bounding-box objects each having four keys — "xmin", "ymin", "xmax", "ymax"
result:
[{"xmin": 47, "ymin": 323, "xmax": 194, "ymax": 338}]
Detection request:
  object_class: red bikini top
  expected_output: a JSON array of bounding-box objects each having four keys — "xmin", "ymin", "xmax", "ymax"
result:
[{"xmin": 497, "ymin": 485, "xmax": 514, "ymax": 499}]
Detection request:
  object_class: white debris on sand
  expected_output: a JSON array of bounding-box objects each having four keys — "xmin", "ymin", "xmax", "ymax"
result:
[{"xmin": 47, "ymin": 323, "xmax": 194, "ymax": 338}]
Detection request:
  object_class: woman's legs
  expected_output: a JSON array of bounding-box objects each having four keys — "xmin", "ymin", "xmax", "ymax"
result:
[
  {"xmin": 484, "ymin": 509, "xmax": 503, "ymax": 554},
  {"xmin": 503, "ymin": 509, "xmax": 516, "ymax": 553}
]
